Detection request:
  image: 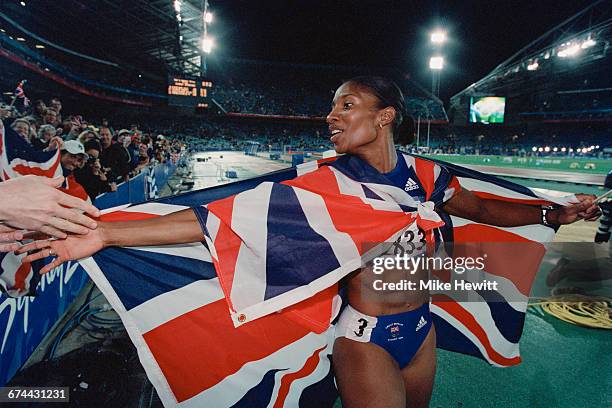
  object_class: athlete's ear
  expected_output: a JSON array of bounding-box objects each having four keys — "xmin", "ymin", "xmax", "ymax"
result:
[{"xmin": 379, "ymin": 107, "xmax": 396, "ymax": 128}]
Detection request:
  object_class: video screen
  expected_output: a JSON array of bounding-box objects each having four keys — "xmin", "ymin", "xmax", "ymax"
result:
[{"xmin": 469, "ymin": 96, "xmax": 506, "ymax": 124}]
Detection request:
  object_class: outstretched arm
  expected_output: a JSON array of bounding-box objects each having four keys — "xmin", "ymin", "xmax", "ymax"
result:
[
  {"xmin": 18, "ymin": 208, "xmax": 205, "ymax": 274},
  {"xmin": 442, "ymin": 188, "xmax": 600, "ymax": 227}
]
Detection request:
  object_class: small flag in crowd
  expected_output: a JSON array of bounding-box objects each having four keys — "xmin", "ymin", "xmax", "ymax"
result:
[{"xmin": 13, "ymin": 80, "xmax": 29, "ymax": 107}]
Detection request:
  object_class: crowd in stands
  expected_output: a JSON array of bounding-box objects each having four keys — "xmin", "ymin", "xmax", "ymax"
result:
[
  {"xmin": 419, "ymin": 127, "xmax": 612, "ymax": 158},
  {"xmin": 0, "ymin": 97, "xmax": 184, "ymax": 203},
  {"xmin": 212, "ymin": 78, "xmax": 448, "ymax": 121}
]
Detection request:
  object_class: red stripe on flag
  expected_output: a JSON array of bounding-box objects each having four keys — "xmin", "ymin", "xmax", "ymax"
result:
[
  {"xmin": 273, "ymin": 345, "xmax": 326, "ymax": 408},
  {"xmin": 433, "ymin": 295, "xmax": 522, "ymax": 366},
  {"xmin": 143, "ymin": 298, "xmax": 311, "ymax": 402},
  {"xmin": 284, "ymin": 166, "xmax": 414, "ymax": 253},
  {"xmin": 284, "ymin": 284, "xmax": 337, "ymax": 334},
  {"xmin": 207, "ymin": 197, "xmax": 242, "ymax": 303},
  {"xmin": 414, "ymin": 158, "xmax": 436, "ymax": 200},
  {"xmin": 13, "ymin": 158, "xmax": 61, "ymax": 178},
  {"xmin": 13, "ymin": 262, "xmax": 31, "ymax": 291},
  {"xmin": 453, "ymin": 224, "xmax": 545, "ymax": 296}
]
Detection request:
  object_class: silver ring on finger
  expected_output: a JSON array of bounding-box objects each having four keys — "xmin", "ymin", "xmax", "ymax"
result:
[{"xmin": 48, "ymin": 248, "xmax": 55, "ymax": 257}]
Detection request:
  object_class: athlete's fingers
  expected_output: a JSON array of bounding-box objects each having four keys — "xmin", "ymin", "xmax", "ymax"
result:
[
  {"xmin": 22, "ymin": 250, "xmax": 50, "ymax": 263},
  {"xmin": 40, "ymin": 257, "xmax": 65, "ymax": 274},
  {"xmin": 583, "ymin": 211, "xmax": 602, "ymax": 221},
  {"xmin": 15, "ymin": 239, "xmax": 51, "ymax": 255}
]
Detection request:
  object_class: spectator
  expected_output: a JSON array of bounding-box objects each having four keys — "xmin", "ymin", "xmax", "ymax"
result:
[
  {"xmin": 130, "ymin": 143, "xmax": 151, "ymax": 176},
  {"xmin": 61, "ymin": 117, "xmax": 82, "ymax": 141},
  {"xmin": 33, "ymin": 124, "xmax": 57, "ymax": 150},
  {"xmin": 32, "ymin": 99, "xmax": 47, "ymax": 126},
  {"xmin": 60, "ymin": 140, "xmax": 90, "ymax": 202},
  {"xmin": 77, "ymin": 129, "xmax": 99, "ymax": 145},
  {"xmin": 11, "ymin": 118, "xmax": 32, "ymax": 143},
  {"xmin": 75, "ymin": 140, "xmax": 117, "ymax": 201},
  {"xmin": 49, "ymin": 97, "xmax": 63, "ymax": 123},
  {"xmin": 99, "ymin": 126, "xmax": 130, "ymax": 183},
  {"xmin": 43, "ymin": 108, "xmax": 59, "ymax": 127}
]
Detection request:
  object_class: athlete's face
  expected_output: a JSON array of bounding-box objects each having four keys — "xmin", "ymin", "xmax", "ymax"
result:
[{"xmin": 326, "ymin": 82, "xmax": 382, "ymax": 155}]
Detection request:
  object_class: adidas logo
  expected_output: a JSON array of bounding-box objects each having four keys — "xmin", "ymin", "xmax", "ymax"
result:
[
  {"xmin": 415, "ymin": 316, "xmax": 427, "ymax": 332},
  {"xmin": 404, "ymin": 177, "xmax": 419, "ymax": 192}
]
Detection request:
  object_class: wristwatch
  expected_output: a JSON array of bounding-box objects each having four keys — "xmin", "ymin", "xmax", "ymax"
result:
[{"xmin": 541, "ymin": 206, "xmax": 558, "ymax": 228}]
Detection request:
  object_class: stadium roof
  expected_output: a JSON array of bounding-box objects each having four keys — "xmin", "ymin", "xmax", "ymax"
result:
[{"xmin": 0, "ymin": 0, "xmax": 207, "ymax": 77}]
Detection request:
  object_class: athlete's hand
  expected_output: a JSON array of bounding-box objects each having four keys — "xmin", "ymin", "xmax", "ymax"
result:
[
  {"xmin": 16, "ymin": 227, "xmax": 106, "ymax": 274},
  {"xmin": 548, "ymin": 194, "xmax": 601, "ymax": 225}
]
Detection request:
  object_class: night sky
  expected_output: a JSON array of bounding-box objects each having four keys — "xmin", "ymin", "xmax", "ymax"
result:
[{"xmin": 208, "ymin": 0, "xmax": 596, "ymax": 101}]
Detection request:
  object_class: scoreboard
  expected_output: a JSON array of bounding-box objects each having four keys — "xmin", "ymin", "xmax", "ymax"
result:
[{"xmin": 167, "ymin": 76, "xmax": 212, "ymax": 108}]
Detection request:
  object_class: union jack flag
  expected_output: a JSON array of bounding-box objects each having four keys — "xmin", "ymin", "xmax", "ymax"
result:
[
  {"xmin": 13, "ymin": 81, "xmax": 29, "ymax": 107},
  {"xmin": 71, "ymin": 153, "xmax": 574, "ymax": 407},
  {"xmin": 0, "ymin": 120, "xmax": 62, "ymax": 181}
]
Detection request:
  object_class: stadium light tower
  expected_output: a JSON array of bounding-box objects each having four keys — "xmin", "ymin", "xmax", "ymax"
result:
[
  {"xmin": 429, "ymin": 29, "xmax": 446, "ymax": 98},
  {"xmin": 431, "ymin": 30, "xmax": 446, "ymax": 44},
  {"xmin": 429, "ymin": 56, "xmax": 443, "ymax": 97},
  {"xmin": 200, "ymin": 0, "xmax": 213, "ymax": 76}
]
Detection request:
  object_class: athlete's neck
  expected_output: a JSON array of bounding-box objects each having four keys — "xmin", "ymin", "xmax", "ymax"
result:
[{"xmin": 357, "ymin": 138, "xmax": 398, "ymax": 173}]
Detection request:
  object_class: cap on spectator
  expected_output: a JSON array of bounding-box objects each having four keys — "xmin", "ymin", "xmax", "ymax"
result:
[
  {"xmin": 118, "ymin": 129, "xmax": 131, "ymax": 136},
  {"xmin": 156, "ymin": 134, "xmax": 165, "ymax": 140},
  {"xmin": 62, "ymin": 140, "xmax": 89, "ymax": 159}
]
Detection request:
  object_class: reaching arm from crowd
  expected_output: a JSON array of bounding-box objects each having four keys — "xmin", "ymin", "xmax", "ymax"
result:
[{"xmin": 0, "ymin": 176, "xmax": 100, "ymax": 242}]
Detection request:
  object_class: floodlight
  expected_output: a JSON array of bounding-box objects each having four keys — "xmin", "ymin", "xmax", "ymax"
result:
[
  {"xmin": 544, "ymin": 146, "xmax": 550, "ymax": 152},
  {"xmin": 558, "ymin": 43, "xmax": 580, "ymax": 58},
  {"xmin": 429, "ymin": 56, "xmax": 443, "ymax": 70},
  {"xmin": 20, "ymin": 1, "xmax": 26, "ymax": 6},
  {"xmin": 561, "ymin": 147, "xmax": 566, "ymax": 152},
  {"xmin": 202, "ymin": 37, "xmax": 214, "ymax": 53},
  {"xmin": 538, "ymin": 147, "xmax": 543, "ymax": 152},
  {"xmin": 553, "ymin": 147, "xmax": 558, "ymax": 152},
  {"xmin": 581, "ymin": 36, "xmax": 596, "ymax": 49},
  {"xmin": 205, "ymin": 12, "xmax": 213, "ymax": 23},
  {"xmin": 174, "ymin": 0, "xmax": 181, "ymax": 13},
  {"xmin": 527, "ymin": 61, "xmax": 539, "ymax": 71},
  {"xmin": 596, "ymin": 145, "xmax": 600, "ymax": 149},
  {"xmin": 16, "ymin": 37, "xmax": 25, "ymax": 42},
  {"xmin": 531, "ymin": 147, "xmax": 537, "ymax": 152},
  {"xmin": 35, "ymin": 44, "xmax": 45, "ymax": 48},
  {"xmin": 431, "ymin": 31, "xmax": 446, "ymax": 44}
]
